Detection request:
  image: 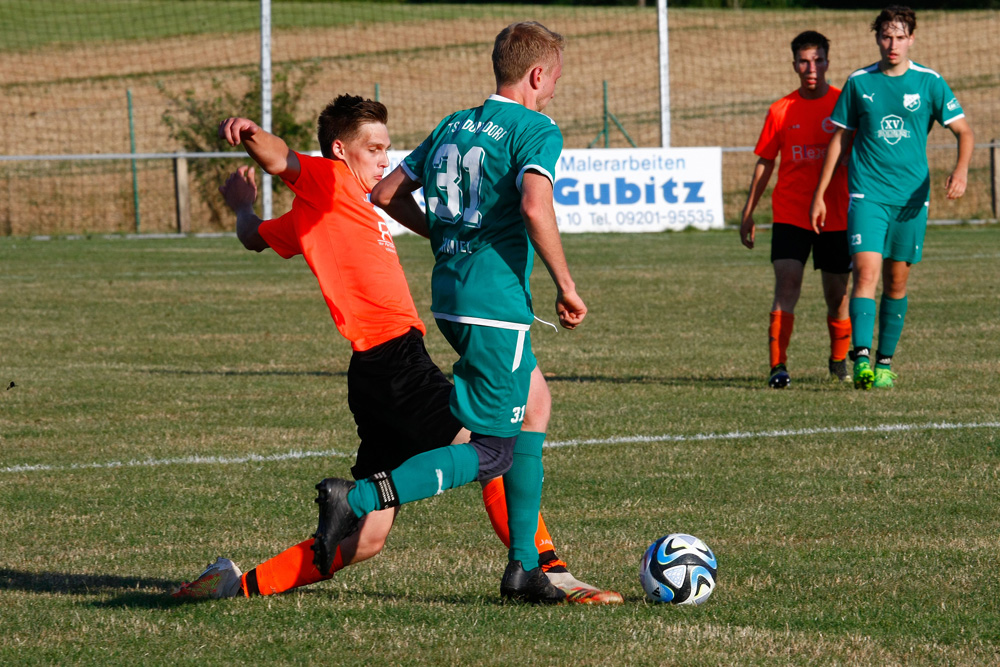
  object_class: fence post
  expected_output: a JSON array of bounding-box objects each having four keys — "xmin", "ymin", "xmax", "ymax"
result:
[
  {"xmin": 174, "ymin": 156, "xmax": 190, "ymax": 234},
  {"xmin": 992, "ymin": 139, "xmax": 999, "ymax": 218}
]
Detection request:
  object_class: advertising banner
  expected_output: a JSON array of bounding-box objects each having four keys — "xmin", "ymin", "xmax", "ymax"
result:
[{"xmin": 380, "ymin": 146, "xmax": 723, "ymax": 235}]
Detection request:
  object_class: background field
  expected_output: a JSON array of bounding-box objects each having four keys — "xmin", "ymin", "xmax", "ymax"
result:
[
  {"xmin": 2, "ymin": 3, "xmax": 998, "ymax": 234},
  {"xmin": 1, "ymin": 229, "xmax": 998, "ymax": 664}
]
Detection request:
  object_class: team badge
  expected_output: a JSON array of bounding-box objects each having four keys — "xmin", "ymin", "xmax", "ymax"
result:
[
  {"xmin": 822, "ymin": 116, "xmax": 837, "ymax": 133},
  {"xmin": 903, "ymin": 93, "xmax": 921, "ymax": 112},
  {"xmin": 878, "ymin": 115, "xmax": 910, "ymax": 145}
]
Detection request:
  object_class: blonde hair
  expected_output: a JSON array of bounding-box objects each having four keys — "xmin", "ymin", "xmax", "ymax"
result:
[{"xmin": 492, "ymin": 21, "xmax": 565, "ymax": 88}]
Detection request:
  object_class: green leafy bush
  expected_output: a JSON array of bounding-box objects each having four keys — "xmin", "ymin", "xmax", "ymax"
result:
[{"xmin": 159, "ymin": 62, "xmax": 319, "ymax": 227}]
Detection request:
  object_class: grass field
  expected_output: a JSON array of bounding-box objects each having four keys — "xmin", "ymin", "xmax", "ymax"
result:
[{"xmin": 1, "ymin": 228, "xmax": 998, "ymax": 664}]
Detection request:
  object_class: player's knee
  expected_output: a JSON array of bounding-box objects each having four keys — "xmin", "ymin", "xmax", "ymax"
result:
[
  {"xmin": 522, "ymin": 369, "xmax": 551, "ymax": 431},
  {"xmin": 469, "ymin": 433, "xmax": 517, "ymax": 480}
]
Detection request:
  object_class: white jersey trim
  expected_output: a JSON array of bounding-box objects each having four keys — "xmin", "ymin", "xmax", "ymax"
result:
[
  {"xmin": 847, "ymin": 63, "xmax": 880, "ymax": 80},
  {"xmin": 943, "ymin": 113, "xmax": 966, "ymax": 125},
  {"xmin": 908, "ymin": 61, "xmax": 942, "ymax": 78},
  {"xmin": 831, "ymin": 118, "xmax": 854, "ymax": 131},
  {"xmin": 433, "ymin": 311, "xmax": 532, "ymax": 331},
  {"xmin": 516, "ymin": 164, "xmax": 554, "ymax": 192},
  {"xmin": 511, "ymin": 330, "xmax": 526, "ymax": 372},
  {"xmin": 400, "ymin": 160, "xmax": 420, "ymax": 184}
]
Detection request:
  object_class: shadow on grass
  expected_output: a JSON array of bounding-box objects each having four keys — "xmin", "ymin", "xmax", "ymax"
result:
[
  {"xmin": 0, "ymin": 567, "xmax": 186, "ymax": 608},
  {"xmin": 544, "ymin": 373, "xmax": 852, "ymax": 391},
  {"xmin": 142, "ymin": 368, "xmax": 345, "ymax": 378}
]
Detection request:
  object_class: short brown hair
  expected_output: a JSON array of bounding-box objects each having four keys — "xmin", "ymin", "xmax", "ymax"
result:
[
  {"xmin": 791, "ymin": 31, "xmax": 829, "ymax": 59},
  {"xmin": 317, "ymin": 95, "xmax": 388, "ymax": 159},
  {"xmin": 492, "ymin": 21, "xmax": 565, "ymax": 88},
  {"xmin": 871, "ymin": 5, "xmax": 916, "ymax": 36}
]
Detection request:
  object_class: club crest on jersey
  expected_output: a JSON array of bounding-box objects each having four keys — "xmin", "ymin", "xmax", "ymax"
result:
[
  {"xmin": 878, "ymin": 115, "xmax": 910, "ymax": 145},
  {"xmin": 903, "ymin": 93, "xmax": 921, "ymax": 112},
  {"xmin": 822, "ymin": 117, "xmax": 837, "ymax": 133},
  {"xmin": 377, "ymin": 220, "xmax": 397, "ymax": 254}
]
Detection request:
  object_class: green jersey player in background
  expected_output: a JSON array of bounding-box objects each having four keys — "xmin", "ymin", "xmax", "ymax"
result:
[{"xmin": 811, "ymin": 5, "xmax": 974, "ymax": 389}]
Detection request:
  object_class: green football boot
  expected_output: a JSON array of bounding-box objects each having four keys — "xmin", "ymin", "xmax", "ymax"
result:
[
  {"xmin": 853, "ymin": 360, "xmax": 874, "ymax": 390},
  {"xmin": 873, "ymin": 367, "xmax": 898, "ymax": 389}
]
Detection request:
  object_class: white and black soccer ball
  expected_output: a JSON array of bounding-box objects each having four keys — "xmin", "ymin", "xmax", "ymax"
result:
[{"xmin": 639, "ymin": 533, "xmax": 717, "ymax": 605}]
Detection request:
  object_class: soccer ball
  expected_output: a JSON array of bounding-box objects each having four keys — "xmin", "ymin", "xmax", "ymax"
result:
[{"xmin": 639, "ymin": 533, "xmax": 717, "ymax": 605}]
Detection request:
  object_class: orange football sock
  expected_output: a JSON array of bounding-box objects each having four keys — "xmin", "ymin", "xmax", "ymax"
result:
[
  {"xmin": 240, "ymin": 538, "xmax": 344, "ymax": 597},
  {"xmin": 769, "ymin": 310, "xmax": 794, "ymax": 367},
  {"xmin": 481, "ymin": 477, "xmax": 565, "ymax": 571},
  {"xmin": 827, "ymin": 316, "xmax": 852, "ymax": 362}
]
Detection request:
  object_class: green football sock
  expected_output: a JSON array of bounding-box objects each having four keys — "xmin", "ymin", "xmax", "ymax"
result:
[
  {"xmin": 876, "ymin": 295, "xmax": 908, "ymax": 366},
  {"xmin": 347, "ymin": 444, "xmax": 480, "ymax": 516},
  {"xmin": 849, "ymin": 297, "xmax": 876, "ymax": 356},
  {"xmin": 502, "ymin": 431, "xmax": 546, "ymax": 570}
]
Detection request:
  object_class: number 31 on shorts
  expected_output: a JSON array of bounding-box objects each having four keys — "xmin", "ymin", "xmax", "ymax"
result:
[{"xmin": 511, "ymin": 405, "xmax": 527, "ymax": 424}]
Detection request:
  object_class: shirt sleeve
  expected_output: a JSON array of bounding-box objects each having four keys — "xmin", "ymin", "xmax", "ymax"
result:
[
  {"xmin": 516, "ymin": 118, "xmax": 563, "ymax": 190},
  {"xmin": 258, "ymin": 208, "xmax": 302, "ymax": 259},
  {"xmin": 830, "ymin": 77, "xmax": 857, "ymax": 130},
  {"xmin": 936, "ymin": 77, "xmax": 965, "ymax": 126},
  {"xmin": 403, "ymin": 116, "xmax": 452, "ymax": 184},
  {"xmin": 283, "ymin": 152, "xmax": 334, "ymax": 208},
  {"xmin": 753, "ymin": 106, "xmax": 781, "ymax": 160}
]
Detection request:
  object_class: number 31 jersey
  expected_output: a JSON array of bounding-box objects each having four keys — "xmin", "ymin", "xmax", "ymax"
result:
[{"xmin": 402, "ymin": 94, "xmax": 563, "ymax": 327}]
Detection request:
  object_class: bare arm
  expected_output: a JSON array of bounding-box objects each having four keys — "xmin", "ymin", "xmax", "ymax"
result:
[
  {"xmin": 810, "ymin": 127, "xmax": 849, "ymax": 233},
  {"xmin": 521, "ymin": 171, "xmax": 586, "ymax": 330},
  {"xmin": 370, "ymin": 166, "xmax": 430, "ymax": 238},
  {"xmin": 218, "ymin": 117, "xmax": 301, "ymax": 183},
  {"xmin": 944, "ymin": 117, "xmax": 974, "ymax": 200},
  {"xmin": 219, "ymin": 166, "xmax": 269, "ymax": 252},
  {"xmin": 739, "ymin": 157, "xmax": 775, "ymax": 250}
]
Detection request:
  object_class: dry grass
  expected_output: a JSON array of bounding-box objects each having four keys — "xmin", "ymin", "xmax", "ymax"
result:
[{"xmin": 2, "ymin": 7, "xmax": 997, "ymax": 234}]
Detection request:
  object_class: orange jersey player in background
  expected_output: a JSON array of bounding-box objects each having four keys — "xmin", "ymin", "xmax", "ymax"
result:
[{"xmin": 740, "ymin": 30, "xmax": 853, "ymax": 389}]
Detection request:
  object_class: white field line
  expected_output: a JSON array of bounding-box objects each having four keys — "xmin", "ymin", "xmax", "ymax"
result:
[{"xmin": 2, "ymin": 420, "xmax": 998, "ymax": 475}]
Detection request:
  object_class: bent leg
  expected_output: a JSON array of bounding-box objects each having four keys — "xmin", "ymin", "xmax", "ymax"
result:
[
  {"xmin": 246, "ymin": 507, "xmax": 398, "ymax": 596},
  {"xmin": 821, "ymin": 270, "xmax": 852, "ymax": 363}
]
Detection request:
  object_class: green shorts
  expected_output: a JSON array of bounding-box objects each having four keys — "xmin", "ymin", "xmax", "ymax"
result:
[
  {"xmin": 435, "ymin": 318, "xmax": 536, "ymax": 438},
  {"xmin": 847, "ymin": 196, "xmax": 928, "ymax": 263}
]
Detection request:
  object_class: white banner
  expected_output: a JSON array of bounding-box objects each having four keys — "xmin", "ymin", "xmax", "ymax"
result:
[{"xmin": 379, "ymin": 146, "xmax": 723, "ymax": 235}]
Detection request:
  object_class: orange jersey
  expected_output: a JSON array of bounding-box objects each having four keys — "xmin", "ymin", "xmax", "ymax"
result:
[
  {"xmin": 754, "ymin": 87, "xmax": 849, "ymax": 232},
  {"xmin": 259, "ymin": 153, "xmax": 425, "ymax": 351}
]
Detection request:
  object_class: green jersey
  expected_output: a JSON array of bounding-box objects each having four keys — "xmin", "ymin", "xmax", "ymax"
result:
[
  {"xmin": 831, "ymin": 61, "xmax": 965, "ymax": 207},
  {"xmin": 402, "ymin": 95, "xmax": 563, "ymax": 327}
]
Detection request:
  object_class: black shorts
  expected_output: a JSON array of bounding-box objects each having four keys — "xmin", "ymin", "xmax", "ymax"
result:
[
  {"xmin": 770, "ymin": 222, "xmax": 851, "ymax": 274},
  {"xmin": 347, "ymin": 328, "xmax": 463, "ymax": 480}
]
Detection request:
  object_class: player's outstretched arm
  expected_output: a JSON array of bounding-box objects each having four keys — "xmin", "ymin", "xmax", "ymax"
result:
[
  {"xmin": 371, "ymin": 167, "xmax": 430, "ymax": 238},
  {"xmin": 218, "ymin": 117, "xmax": 301, "ymax": 183},
  {"xmin": 739, "ymin": 157, "xmax": 775, "ymax": 249},
  {"xmin": 945, "ymin": 117, "xmax": 974, "ymax": 200},
  {"xmin": 810, "ymin": 127, "xmax": 848, "ymax": 233},
  {"xmin": 521, "ymin": 171, "xmax": 586, "ymax": 330},
  {"xmin": 219, "ymin": 166, "xmax": 269, "ymax": 252}
]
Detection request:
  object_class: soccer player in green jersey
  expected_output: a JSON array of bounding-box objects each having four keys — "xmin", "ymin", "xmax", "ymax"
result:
[
  {"xmin": 312, "ymin": 22, "xmax": 587, "ymax": 604},
  {"xmin": 810, "ymin": 5, "xmax": 974, "ymax": 389}
]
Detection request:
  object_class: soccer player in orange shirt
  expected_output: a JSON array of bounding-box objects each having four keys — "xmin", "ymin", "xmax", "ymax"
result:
[
  {"xmin": 171, "ymin": 95, "xmax": 621, "ymax": 604},
  {"xmin": 740, "ymin": 31, "xmax": 852, "ymax": 389}
]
